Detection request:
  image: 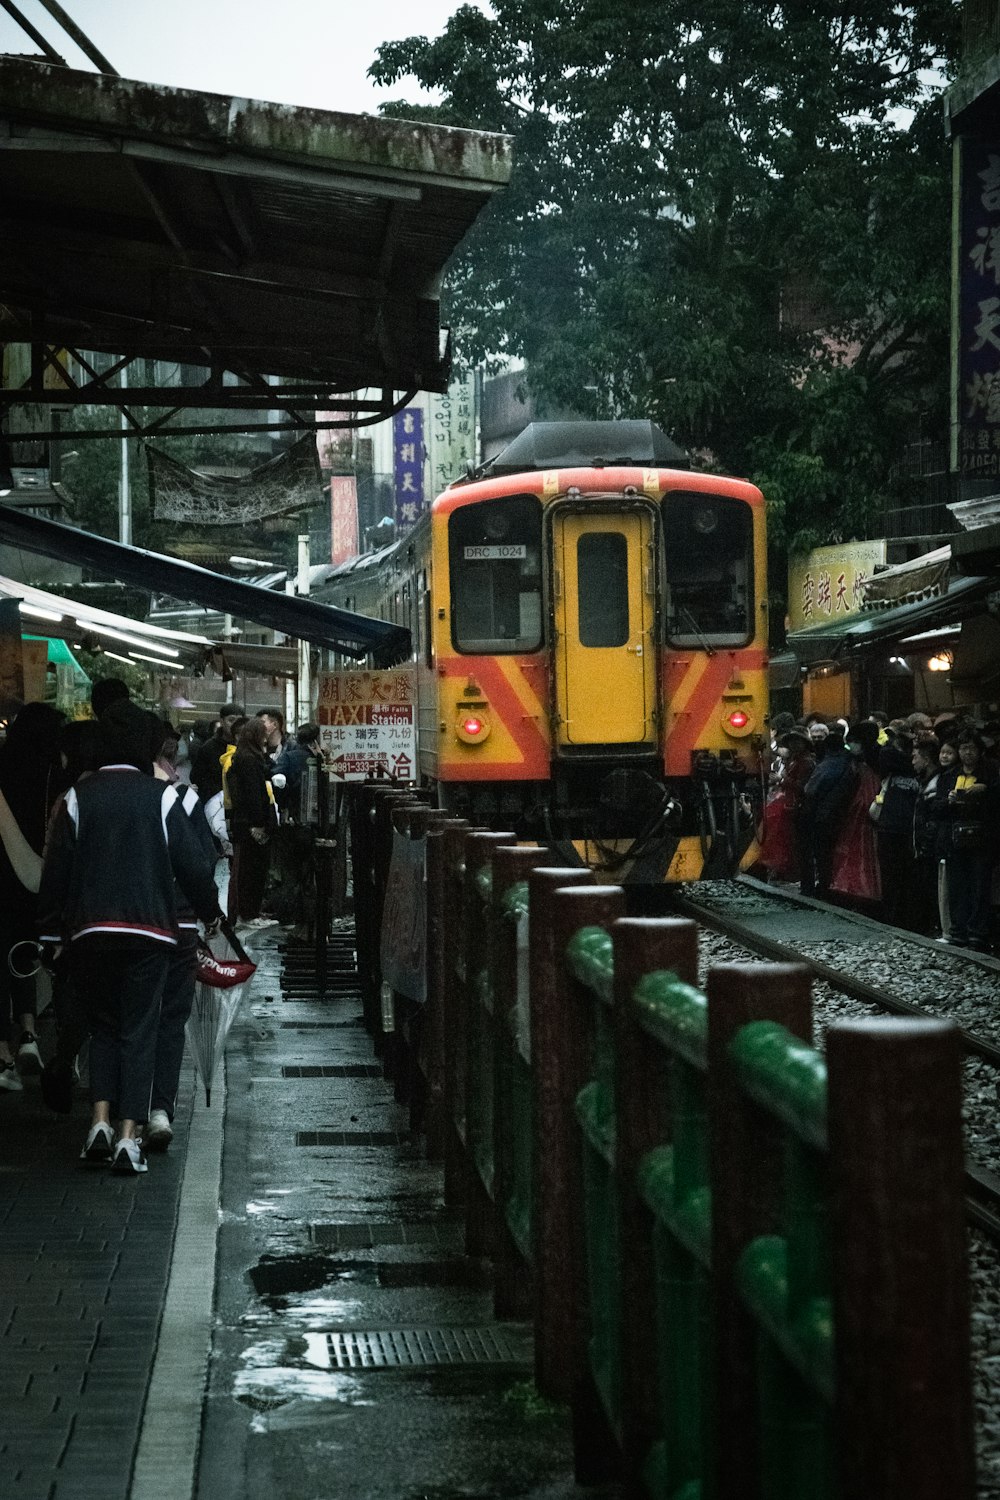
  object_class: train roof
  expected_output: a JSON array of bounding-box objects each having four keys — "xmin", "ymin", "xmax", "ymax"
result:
[{"xmin": 478, "ymin": 420, "xmax": 689, "ymax": 477}]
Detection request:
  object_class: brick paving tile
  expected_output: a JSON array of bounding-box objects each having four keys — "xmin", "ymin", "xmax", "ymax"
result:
[{"xmin": 0, "ymin": 1066, "xmax": 194, "ymax": 1500}]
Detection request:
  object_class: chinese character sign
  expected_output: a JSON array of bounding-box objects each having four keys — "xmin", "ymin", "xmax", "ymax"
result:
[
  {"xmin": 429, "ymin": 374, "xmax": 476, "ymax": 498},
  {"xmin": 329, "ymin": 475, "xmax": 359, "ymax": 565},
  {"xmin": 393, "ymin": 407, "xmax": 425, "ymax": 532},
  {"xmin": 787, "ymin": 541, "xmax": 886, "ymax": 632},
  {"xmin": 958, "ymin": 139, "xmax": 1000, "ymax": 479},
  {"xmin": 317, "ymin": 668, "xmax": 417, "ymax": 781}
]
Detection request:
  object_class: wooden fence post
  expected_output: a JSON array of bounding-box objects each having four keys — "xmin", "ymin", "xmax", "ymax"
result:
[
  {"xmin": 349, "ymin": 783, "xmax": 379, "ymax": 1035},
  {"xmin": 531, "ymin": 881, "xmax": 625, "ymax": 1407},
  {"xmin": 461, "ymin": 830, "xmax": 515, "ymax": 1258},
  {"xmin": 424, "ymin": 816, "xmax": 468, "ymax": 1159},
  {"xmin": 489, "ymin": 843, "xmax": 551, "ymax": 1319},
  {"xmin": 706, "ymin": 962, "xmax": 813, "ymax": 1500},
  {"xmin": 370, "ymin": 787, "xmax": 413, "ymax": 1052},
  {"xmin": 826, "ymin": 1018, "xmax": 975, "ymax": 1500},
  {"xmin": 612, "ymin": 917, "xmax": 699, "ymax": 1493},
  {"xmin": 526, "ymin": 866, "xmax": 595, "ymax": 1383}
]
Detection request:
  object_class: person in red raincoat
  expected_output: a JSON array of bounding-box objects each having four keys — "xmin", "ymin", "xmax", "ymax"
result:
[
  {"xmin": 759, "ymin": 730, "xmax": 815, "ymax": 882},
  {"xmin": 828, "ymin": 723, "xmax": 882, "ymax": 907}
]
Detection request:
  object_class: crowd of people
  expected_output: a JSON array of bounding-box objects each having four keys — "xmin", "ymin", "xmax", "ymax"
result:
[
  {"xmin": 758, "ymin": 707, "xmax": 1000, "ymax": 951},
  {"xmin": 0, "ymin": 680, "xmax": 324, "ymax": 1179}
]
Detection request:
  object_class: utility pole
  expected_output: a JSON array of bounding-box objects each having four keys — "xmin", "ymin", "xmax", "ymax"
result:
[
  {"xmin": 296, "ymin": 530, "xmax": 311, "ymax": 720},
  {"xmin": 119, "ymin": 364, "xmax": 131, "ymax": 546},
  {"xmin": 283, "ymin": 579, "xmax": 296, "ymax": 727}
]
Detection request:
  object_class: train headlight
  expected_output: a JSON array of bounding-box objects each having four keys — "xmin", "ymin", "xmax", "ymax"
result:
[
  {"xmin": 456, "ymin": 711, "xmax": 491, "ymax": 745},
  {"xmin": 722, "ymin": 707, "xmax": 754, "ymax": 738}
]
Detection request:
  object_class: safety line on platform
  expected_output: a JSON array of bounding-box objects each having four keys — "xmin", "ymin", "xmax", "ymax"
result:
[{"xmin": 130, "ymin": 1066, "xmax": 226, "ymax": 1500}]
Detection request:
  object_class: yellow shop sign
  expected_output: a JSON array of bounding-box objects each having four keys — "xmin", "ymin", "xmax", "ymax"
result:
[{"xmin": 787, "ymin": 540, "xmax": 886, "ymax": 633}]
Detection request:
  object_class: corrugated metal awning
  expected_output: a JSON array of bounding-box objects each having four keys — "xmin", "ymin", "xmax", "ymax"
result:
[
  {"xmin": 786, "ymin": 575, "xmax": 994, "ymax": 665},
  {"xmin": 0, "ymin": 504, "xmax": 409, "ymax": 663}
]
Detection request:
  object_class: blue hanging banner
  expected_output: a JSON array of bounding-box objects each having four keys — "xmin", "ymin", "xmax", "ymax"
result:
[
  {"xmin": 393, "ymin": 407, "xmax": 425, "ymax": 531},
  {"xmin": 958, "ymin": 138, "xmax": 1000, "ymax": 481}
]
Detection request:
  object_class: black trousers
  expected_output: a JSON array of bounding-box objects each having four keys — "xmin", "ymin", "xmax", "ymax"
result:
[
  {"xmin": 151, "ymin": 928, "xmax": 198, "ymax": 1119},
  {"xmin": 71, "ymin": 937, "xmax": 170, "ymax": 1122},
  {"xmin": 229, "ymin": 838, "xmax": 270, "ymax": 921},
  {"xmin": 876, "ymin": 829, "xmax": 914, "ymax": 930},
  {"xmin": 948, "ymin": 849, "xmax": 996, "ymax": 944}
]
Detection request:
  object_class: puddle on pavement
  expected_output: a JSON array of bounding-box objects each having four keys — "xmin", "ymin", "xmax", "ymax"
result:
[
  {"xmin": 234, "ymin": 1335, "xmax": 371, "ymax": 1411},
  {"xmin": 249, "ymin": 1251, "xmax": 489, "ymax": 1306}
]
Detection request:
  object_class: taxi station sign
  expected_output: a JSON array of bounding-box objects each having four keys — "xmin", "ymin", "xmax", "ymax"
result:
[{"xmin": 317, "ymin": 667, "xmax": 417, "ymax": 781}]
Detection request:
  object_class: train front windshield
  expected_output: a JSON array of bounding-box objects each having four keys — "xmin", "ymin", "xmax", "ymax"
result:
[
  {"xmin": 449, "ymin": 495, "xmax": 543, "ymax": 653},
  {"xmin": 664, "ymin": 493, "xmax": 753, "ymax": 648}
]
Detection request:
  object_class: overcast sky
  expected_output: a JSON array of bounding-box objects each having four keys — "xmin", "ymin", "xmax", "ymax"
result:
[{"xmin": 0, "ymin": 0, "xmax": 482, "ymax": 114}]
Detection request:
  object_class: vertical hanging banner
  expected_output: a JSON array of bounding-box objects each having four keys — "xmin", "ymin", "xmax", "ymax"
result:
[
  {"xmin": 958, "ymin": 139, "xmax": 1000, "ymax": 480},
  {"xmin": 379, "ymin": 829, "xmax": 427, "ymax": 1002},
  {"xmin": 329, "ymin": 475, "xmax": 359, "ymax": 564},
  {"xmin": 429, "ymin": 374, "xmax": 477, "ymax": 498},
  {"xmin": 393, "ymin": 406, "xmax": 425, "ymax": 533}
]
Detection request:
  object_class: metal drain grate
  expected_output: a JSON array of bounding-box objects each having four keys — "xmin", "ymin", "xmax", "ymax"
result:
[
  {"xmin": 280, "ymin": 1020, "xmax": 365, "ymax": 1030},
  {"xmin": 282, "ymin": 1064, "xmax": 382, "ymax": 1078},
  {"xmin": 296, "ymin": 1130, "xmax": 409, "ymax": 1147},
  {"xmin": 323, "ymin": 1327, "xmax": 521, "ymax": 1368},
  {"xmin": 310, "ymin": 1221, "xmax": 461, "ymax": 1249}
]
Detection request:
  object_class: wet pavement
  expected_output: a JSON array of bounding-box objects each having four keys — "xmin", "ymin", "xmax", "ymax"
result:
[
  {"xmin": 200, "ymin": 927, "xmax": 595, "ymax": 1499},
  {"xmin": 0, "ymin": 1041, "xmax": 195, "ymax": 1498},
  {"xmin": 0, "ymin": 923, "xmax": 602, "ymax": 1499}
]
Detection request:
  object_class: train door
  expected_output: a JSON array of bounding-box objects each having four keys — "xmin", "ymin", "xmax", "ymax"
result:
[{"xmin": 552, "ymin": 509, "xmax": 657, "ymax": 747}]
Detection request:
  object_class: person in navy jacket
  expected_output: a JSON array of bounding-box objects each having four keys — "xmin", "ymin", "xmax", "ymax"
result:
[{"xmin": 38, "ymin": 701, "xmax": 222, "ymax": 1175}]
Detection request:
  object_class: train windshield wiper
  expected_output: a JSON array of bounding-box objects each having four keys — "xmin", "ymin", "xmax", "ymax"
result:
[{"xmin": 681, "ymin": 606, "xmax": 716, "ymax": 656}]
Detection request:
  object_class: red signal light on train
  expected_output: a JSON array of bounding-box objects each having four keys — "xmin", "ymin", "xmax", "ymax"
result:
[
  {"xmin": 728, "ymin": 710, "xmax": 749, "ymax": 729},
  {"xmin": 456, "ymin": 710, "xmax": 491, "ymax": 745}
]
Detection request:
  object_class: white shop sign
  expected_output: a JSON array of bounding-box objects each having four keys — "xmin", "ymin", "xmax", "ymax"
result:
[{"xmin": 316, "ymin": 667, "xmax": 417, "ymax": 782}]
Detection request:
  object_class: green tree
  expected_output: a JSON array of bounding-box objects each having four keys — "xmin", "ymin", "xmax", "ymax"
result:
[{"xmin": 372, "ymin": 1, "xmax": 959, "ymax": 548}]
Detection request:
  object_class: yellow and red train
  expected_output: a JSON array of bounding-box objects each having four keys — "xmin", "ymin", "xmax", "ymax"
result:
[{"xmin": 322, "ymin": 421, "xmax": 769, "ymax": 881}]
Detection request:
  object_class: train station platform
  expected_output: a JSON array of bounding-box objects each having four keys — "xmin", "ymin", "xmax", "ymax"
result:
[{"xmin": 0, "ymin": 924, "xmax": 598, "ymax": 1500}]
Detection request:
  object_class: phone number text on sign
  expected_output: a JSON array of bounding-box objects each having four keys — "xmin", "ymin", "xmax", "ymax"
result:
[{"xmin": 317, "ymin": 668, "xmax": 417, "ymax": 782}]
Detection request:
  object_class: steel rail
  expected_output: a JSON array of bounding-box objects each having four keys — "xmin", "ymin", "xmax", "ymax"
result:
[
  {"xmin": 670, "ymin": 883, "xmax": 1000, "ymax": 1070},
  {"xmin": 671, "ymin": 880, "xmax": 1000, "ymax": 1242}
]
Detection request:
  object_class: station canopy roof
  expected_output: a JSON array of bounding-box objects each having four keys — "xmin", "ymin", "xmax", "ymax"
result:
[
  {"xmin": 0, "ymin": 57, "xmax": 513, "ymax": 393},
  {"xmin": 0, "ymin": 502, "xmax": 410, "ymax": 664}
]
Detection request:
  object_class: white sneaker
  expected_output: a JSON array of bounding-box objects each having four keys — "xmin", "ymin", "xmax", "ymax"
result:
[
  {"xmin": 0, "ymin": 1058, "xmax": 23, "ymax": 1092},
  {"xmin": 111, "ymin": 1137, "xmax": 147, "ymax": 1175},
  {"xmin": 16, "ymin": 1032, "xmax": 41, "ymax": 1076},
  {"xmin": 145, "ymin": 1109, "xmax": 173, "ymax": 1152},
  {"xmin": 80, "ymin": 1121, "xmax": 115, "ymax": 1164}
]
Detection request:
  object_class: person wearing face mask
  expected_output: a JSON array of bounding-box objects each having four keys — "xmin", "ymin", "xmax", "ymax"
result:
[
  {"xmin": 826, "ymin": 726, "xmax": 881, "ymax": 908},
  {"xmin": 759, "ymin": 730, "xmax": 815, "ymax": 883},
  {"xmin": 932, "ymin": 739, "xmax": 960, "ymax": 939},
  {"xmin": 806, "ymin": 718, "xmax": 830, "ymax": 762},
  {"xmin": 873, "ymin": 731, "xmax": 920, "ymax": 930},
  {"xmin": 940, "ymin": 733, "xmax": 998, "ymax": 951},
  {"xmin": 911, "ymin": 737, "xmax": 942, "ymax": 937}
]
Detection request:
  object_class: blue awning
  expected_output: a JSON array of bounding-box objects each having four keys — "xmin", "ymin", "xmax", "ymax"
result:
[{"xmin": 0, "ymin": 504, "xmax": 410, "ymax": 664}]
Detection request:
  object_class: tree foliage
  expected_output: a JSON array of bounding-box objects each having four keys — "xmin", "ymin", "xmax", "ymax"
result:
[{"xmin": 372, "ymin": 2, "xmax": 959, "ymax": 549}]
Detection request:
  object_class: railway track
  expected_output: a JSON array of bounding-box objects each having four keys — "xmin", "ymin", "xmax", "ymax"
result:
[{"xmin": 671, "ymin": 876, "xmax": 1000, "ymax": 1240}]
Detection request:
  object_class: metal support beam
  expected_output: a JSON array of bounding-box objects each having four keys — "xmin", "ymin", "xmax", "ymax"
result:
[
  {"xmin": 33, "ymin": 0, "xmax": 117, "ymax": 74},
  {"xmin": 0, "ymin": 0, "xmax": 66, "ymax": 64},
  {"xmin": 0, "ymin": 389, "xmax": 417, "ymax": 443}
]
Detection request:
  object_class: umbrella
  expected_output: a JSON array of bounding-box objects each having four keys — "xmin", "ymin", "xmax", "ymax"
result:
[{"xmin": 185, "ymin": 920, "xmax": 256, "ymax": 1105}]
